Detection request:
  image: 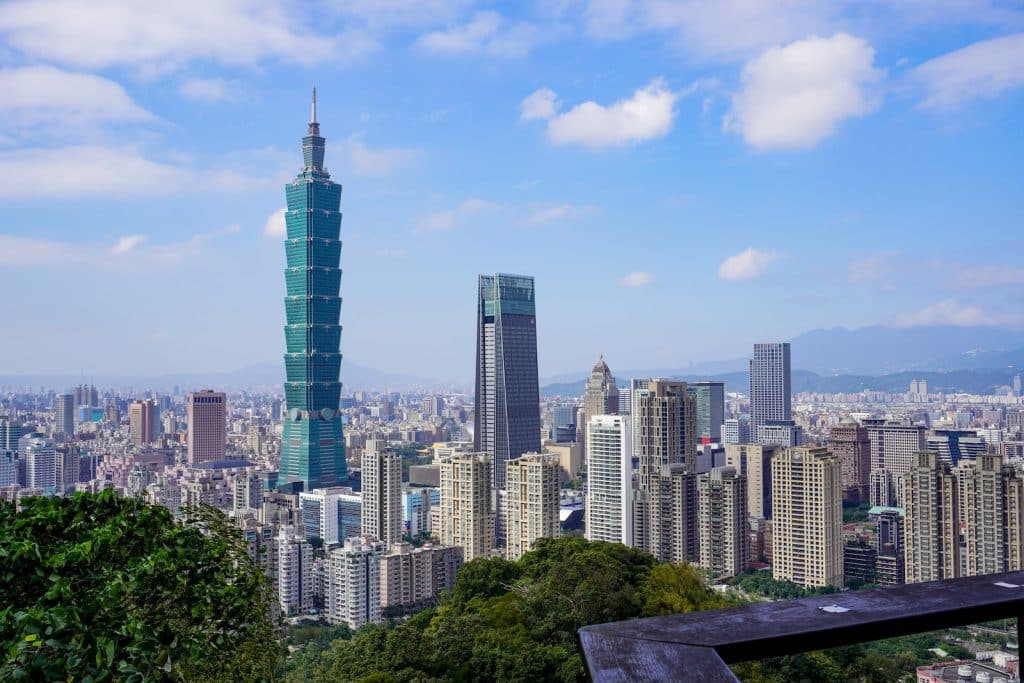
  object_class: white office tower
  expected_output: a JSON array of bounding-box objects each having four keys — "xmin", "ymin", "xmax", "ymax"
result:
[
  {"xmin": 436, "ymin": 453, "xmax": 494, "ymax": 560},
  {"xmin": 722, "ymin": 418, "xmax": 750, "ymax": 445},
  {"xmin": 299, "ymin": 486, "xmax": 358, "ymax": 544},
  {"xmin": 186, "ymin": 390, "xmax": 227, "ymax": 465},
  {"xmin": 749, "ymin": 343, "xmax": 791, "ymax": 441},
  {"xmin": 379, "ymin": 542, "xmax": 463, "ymax": 609},
  {"xmin": 0, "ymin": 449, "xmax": 15, "ymax": 487},
  {"xmin": 276, "ymin": 526, "xmax": 314, "ymax": 616},
  {"xmin": 585, "ymin": 415, "xmax": 632, "ymax": 546},
  {"xmin": 24, "ymin": 436, "xmax": 56, "ymax": 490},
  {"xmin": 698, "ymin": 466, "xmax": 749, "ymax": 579},
  {"xmin": 326, "ymin": 536, "xmax": 383, "ymax": 630},
  {"xmin": 771, "ymin": 447, "xmax": 843, "ymax": 589},
  {"xmin": 504, "ymin": 452, "xmax": 560, "ymax": 560},
  {"xmin": 362, "ymin": 447, "xmax": 403, "ymax": 547}
]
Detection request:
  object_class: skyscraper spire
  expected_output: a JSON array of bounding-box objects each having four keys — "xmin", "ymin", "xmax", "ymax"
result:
[{"xmin": 307, "ymin": 86, "xmax": 320, "ymax": 138}]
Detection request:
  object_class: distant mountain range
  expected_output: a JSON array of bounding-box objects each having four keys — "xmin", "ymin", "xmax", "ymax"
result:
[{"xmin": 541, "ymin": 324, "xmax": 1024, "ymax": 398}]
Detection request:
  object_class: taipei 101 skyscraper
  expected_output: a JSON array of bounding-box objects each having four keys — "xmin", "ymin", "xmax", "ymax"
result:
[{"xmin": 279, "ymin": 88, "xmax": 347, "ymax": 490}]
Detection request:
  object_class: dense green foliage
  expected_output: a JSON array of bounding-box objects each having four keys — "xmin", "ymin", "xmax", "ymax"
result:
[
  {"xmin": 843, "ymin": 500, "xmax": 872, "ymax": 523},
  {"xmin": 283, "ymin": 537, "xmax": 725, "ymax": 682},
  {"xmin": 0, "ymin": 491, "xmax": 280, "ymax": 682},
  {"xmin": 728, "ymin": 569, "xmax": 840, "ymax": 600}
]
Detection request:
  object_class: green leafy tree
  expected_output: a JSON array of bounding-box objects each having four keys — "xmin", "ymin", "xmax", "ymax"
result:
[{"xmin": 0, "ymin": 491, "xmax": 280, "ymax": 682}]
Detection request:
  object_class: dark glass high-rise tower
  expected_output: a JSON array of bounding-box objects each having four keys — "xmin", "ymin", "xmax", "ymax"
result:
[
  {"xmin": 280, "ymin": 89, "xmax": 347, "ymax": 490},
  {"xmin": 474, "ymin": 274, "xmax": 541, "ymax": 490}
]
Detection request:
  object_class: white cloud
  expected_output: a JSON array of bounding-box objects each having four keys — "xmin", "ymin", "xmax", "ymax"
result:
[
  {"xmin": 521, "ymin": 204, "xmax": 590, "ymax": 225},
  {"xmin": 0, "ymin": 0, "xmax": 368, "ymax": 72},
  {"xmin": 414, "ymin": 198, "xmax": 499, "ymax": 233},
  {"xmin": 416, "ymin": 10, "xmax": 549, "ymax": 58},
  {"xmin": 724, "ymin": 33, "xmax": 883, "ymax": 150},
  {"xmin": 179, "ymin": 77, "xmax": 238, "ymax": 102},
  {"xmin": 263, "ymin": 208, "xmax": 286, "ymax": 238},
  {"xmin": 896, "ymin": 299, "xmax": 1024, "ymax": 328},
  {"xmin": 912, "ymin": 33, "xmax": 1024, "ymax": 108},
  {"xmin": 718, "ymin": 247, "xmax": 782, "ymax": 280},
  {"xmin": 620, "ymin": 271, "xmax": 654, "ymax": 287},
  {"xmin": 537, "ymin": 79, "xmax": 679, "ymax": 149},
  {"xmin": 0, "ymin": 225, "xmax": 239, "ymax": 269},
  {"xmin": 111, "ymin": 234, "xmax": 147, "ymax": 254},
  {"xmin": 580, "ymin": 0, "xmax": 836, "ymax": 60},
  {"xmin": 953, "ymin": 264, "xmax": 1024, "ymax": 289},
  {"xmin": 348, "ymin": 140, "xmax": 419, "ymax": 176},
  {"xmin": 520, "ymin": 87, "xmax": 559, "ymax": 121},
  {"xmin": 0, "ymin": 65, "xmax": 153, "ymax": 135},
  {"xmin": 0, "ymin": 146, "xmax": 191, "ymax": 199}
]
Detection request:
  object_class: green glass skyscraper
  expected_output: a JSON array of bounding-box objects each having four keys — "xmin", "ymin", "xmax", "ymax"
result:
[{"xmin": 280, "ymin": 89, "xmax": 347, "ymax": 490}]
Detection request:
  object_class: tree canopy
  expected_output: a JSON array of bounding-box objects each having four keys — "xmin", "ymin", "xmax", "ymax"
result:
[{"xmin": 0, "ymin": 491, "xmax": 280, "ymax": 682}]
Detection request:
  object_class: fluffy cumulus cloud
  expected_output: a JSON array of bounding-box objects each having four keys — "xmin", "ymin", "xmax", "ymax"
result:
[
  {"xmin": 718, "ymin": 247, "xmax": 782, "ymax": 281},
  {"xmin": 0, "ymin": 66, "xmax": 154, "ymax": 134},
  {"xmin": 524, "ymin": 79, "xmax": 678, "ymax": 149},
  {"xmin": 0, "ymin": 0, "xmax": 370, "ymax": 72},
  {"xmin": 912, "ymin": 33, "xmax": 1024, "ymax": 108},
  {"xmin": 263, "ymin": 207, "xmax": 286, "ymax": 238},
  {"xmin": 620, "ymin": 271, "xmax": 654, "ymax": 287},
  {"xmin": 724, "ymin": 33, "xmax": 883, "ymax": 150},
  {"xmin": 897, "ymin": 300, "xmax": 1024, "ymax": 328},
  {"xmin": 519, "ymin": 87, "xmax": 559, "ymax": 121},
  {"xmin": 415, "ymin": 10, "xmax": 548, "ymax": 58}
]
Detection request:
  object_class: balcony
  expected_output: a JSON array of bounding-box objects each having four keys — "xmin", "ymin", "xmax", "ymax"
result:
[{"xmin": 578, "ymin": 570, "xmax": 1024, "ymax": 681}]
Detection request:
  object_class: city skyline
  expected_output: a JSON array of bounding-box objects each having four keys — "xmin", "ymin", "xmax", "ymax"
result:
[{"xmin": 1, "ymin": 3, "xmax": 1023, "ymax": 381}]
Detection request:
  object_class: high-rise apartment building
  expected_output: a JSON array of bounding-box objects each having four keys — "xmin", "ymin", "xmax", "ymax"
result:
[
  {"xmin": 280, "ymin": 90, "xmax": 348, "ymax": 491},
  {"xmin": 23, "ymin": 435, "xmax": 56, "ymax": 490},
  {"xmin": 54, "ymin": 394, "xmax": 74, "ymax": 440},
  {"xmin": 361, "ymin": 446, "xmax": 403, "ymax": 547},
  {"xmin": 866, "ymin": 420, "xmax": 927, "ymax": 507},
  {"xmin": 688, "ymin": 381, "xmax": 725, "ymax": 443},
  {"xmin": 903, "ymin": 451, "xmax": 960, "ymax": 583},
  {"xmin": 723, "ymin": 443, "xmax": 779, "ymax": 520},
  {"xmin": 379, "ymin": 542, "xmax": 463, "ymax": 609},
  {"xmin": 698, "ymin": 466, "xmax": 749, "ymax": 578},
  {"xmin": 749, "ymin": 343, "xmax": 791, "ymax": 441},
  {"xmin": 474, "ymin": 273, "xmax": 540, "ymax": 490},
  {"xmin": 828, "ymin": 420, "xmax": 871, "ymax": 501},
  {"xmin": 585, "ymin": 414, "xmax": 632, "ymax": 546},
  {"xmin": 326, "ymin": 536, "xmax": 383, "ymax": 630},
  {"xmin": 187, "ymin": 390, "xmax": 226, "ymax": 465},
  {"xmin": 581, "ymin": 356, "xmax": 619, "ymax": 456},
  {"xmin": 504, "ymin": 452, "xmax": 560, "ymax": 560},
  {"xmin": 771, "ymin": 447, "xmax": 843, "ymax": 589},
  {"xmin": 276, "ymin": 525, "xmax": 313, "ymax": 616},
  {"xmin": 128, "ymin": 399, "xmax": 158, "ymax": 446},
  {"xmin": 957, "ymin": 455, "xmax": 1024, "ymax": 578},
  {"xmin": 631, "ymin": 380, "xmax": 698, "ymax": 563},
  {"xmin": 436, "ymin": 453, "xmax": 494, "ymax": 560}
]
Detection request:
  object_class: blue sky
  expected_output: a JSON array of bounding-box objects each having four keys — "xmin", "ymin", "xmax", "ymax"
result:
[{"xmin": 0, "ymin": 1, "xmax": 1022, "ymax": 383}]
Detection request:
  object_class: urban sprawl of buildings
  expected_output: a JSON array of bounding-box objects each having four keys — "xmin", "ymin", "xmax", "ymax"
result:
[{"xmin": 5, "ymin": 97, "xmax": 1024, "ymax": 654}]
